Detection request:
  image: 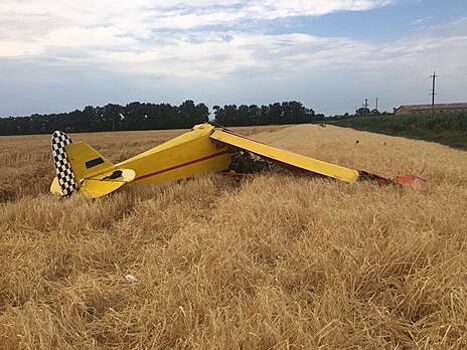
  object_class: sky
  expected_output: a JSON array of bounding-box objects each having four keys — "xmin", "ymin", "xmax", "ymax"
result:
[{"xmin": 1, "ymin": 0, "xmax": 466, "ymax": 116}]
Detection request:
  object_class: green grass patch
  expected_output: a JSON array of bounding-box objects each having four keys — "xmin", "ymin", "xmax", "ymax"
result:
[{"xmin": 329, "ymin": 112, "xmax": 467, "ymax": 150}]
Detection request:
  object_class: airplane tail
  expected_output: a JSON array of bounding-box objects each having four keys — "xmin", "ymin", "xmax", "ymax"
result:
[
  {"xmin": 50, "ymin": 131, "xmax": 135, "ymax": 198},
  {"xmin": 51, "ymin": 131, "xmax": 78, "ymax": 196}
]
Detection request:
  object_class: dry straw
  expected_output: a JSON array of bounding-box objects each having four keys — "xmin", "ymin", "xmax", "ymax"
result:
[{"xmin": 0, "ymin": 125, "xmax": 466, "ymax": 349}]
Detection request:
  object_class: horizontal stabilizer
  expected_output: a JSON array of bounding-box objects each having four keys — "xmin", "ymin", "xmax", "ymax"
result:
[
  {"xmin": 79, "ymin": 168, "xmax": 136, "ymax": 198},
  {"xmin": 210, "ymin": 129, "xmax": 360, "ymax": 183}
]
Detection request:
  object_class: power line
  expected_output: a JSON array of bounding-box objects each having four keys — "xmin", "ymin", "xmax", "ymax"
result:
[{"xmin": 430, "ymin": 71, "xmax": 437, "ymax": 113}]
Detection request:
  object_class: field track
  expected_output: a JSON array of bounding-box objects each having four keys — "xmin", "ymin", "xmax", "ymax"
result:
[{"xmin": 1, "ymin": 125, "xmax": 466, "ymax": 349}]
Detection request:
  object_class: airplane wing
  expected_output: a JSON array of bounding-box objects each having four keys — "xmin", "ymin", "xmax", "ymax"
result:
[{"xmin": 210, "ymin": 128, "xmax": 360, "ymax": 183}]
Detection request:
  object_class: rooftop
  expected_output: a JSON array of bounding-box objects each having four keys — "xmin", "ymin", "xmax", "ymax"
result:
[{"xmin": 395, "ymin": 103, "xmax": 467, "ymax": 113}]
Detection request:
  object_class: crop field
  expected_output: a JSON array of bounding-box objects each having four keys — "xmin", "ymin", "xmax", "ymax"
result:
[
  {"xmin": 330, "ymin": 112, "xmax": 467, "ymax": 151},
  {"xmin": 1, "ymin": 124, "xmax": 466, "ymax": 349}
]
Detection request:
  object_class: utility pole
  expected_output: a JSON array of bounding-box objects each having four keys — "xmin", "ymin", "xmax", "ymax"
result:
[
  {"xmin": 430, "ymin": 71, "xmax": 437, "ymax": 114},
  {"xmin": 364, "ymin": 98, "xmax": 368, "ymax": 109},
  {"xmin": 375, "ymin": 97, "xmax": 379, "ymax": 111}
]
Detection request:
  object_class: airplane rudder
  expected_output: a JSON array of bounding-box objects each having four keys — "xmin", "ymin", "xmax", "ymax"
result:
[{"xmin": 51, "ymin": 130, "xmax": 77, "ymax": 196}]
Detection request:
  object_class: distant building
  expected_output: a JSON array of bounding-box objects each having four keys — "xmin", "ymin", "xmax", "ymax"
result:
[{"xmin": 394, "ymin": 103, "xmax": 467, "ymax": 115}]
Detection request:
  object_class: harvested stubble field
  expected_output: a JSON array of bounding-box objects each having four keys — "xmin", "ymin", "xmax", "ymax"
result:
[{"xmin": 0, "ymin": 124, "xmax": 466, "ymax": 349}]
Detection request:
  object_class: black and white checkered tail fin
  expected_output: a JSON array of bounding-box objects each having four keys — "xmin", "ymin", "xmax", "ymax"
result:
[{"xmin": 51, "ymin": 131, "xmax": 77, "ymax": 197}]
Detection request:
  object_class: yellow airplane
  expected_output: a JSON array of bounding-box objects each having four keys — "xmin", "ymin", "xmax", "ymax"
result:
[{"xmin": 50, "ymin": 123, "xmax": 424, "ymax": 198}]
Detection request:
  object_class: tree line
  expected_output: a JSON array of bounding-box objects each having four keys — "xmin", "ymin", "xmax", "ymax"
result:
[
  {"xmin": 213, "ymin": 101, "xmax": 323, "ymax": 126},
  {"xmin": 0, "ymin": 100, "xmax": 324, "ymax": 135},
  {"xmin": 0, "ymin": 101, "xmax": 209, "ymax": 136}
]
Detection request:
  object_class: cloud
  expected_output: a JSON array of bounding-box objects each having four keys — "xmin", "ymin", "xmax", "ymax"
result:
[
  {"xmin": 35, "ymin": 28, "xmax": 464, "ymax": 82},
  {"xmin": 0, "ymin": 0, "xmax": 399, "ymax": 77},
  {"xmin": 411, "ymin": 15, "xmax": 434, "ymax": 26},
  {"xmin": 0, "ymin": 1, "xmax": 391, "ymax": 56},
  {"xmin": 0, "ymin": 2, "xmax": 466, "ymax": 115}
]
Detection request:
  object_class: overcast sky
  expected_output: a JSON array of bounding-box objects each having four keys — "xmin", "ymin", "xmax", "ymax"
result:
[{"xmin": 1, "ymin": 0, "xmax": 466, "ymax": 116}]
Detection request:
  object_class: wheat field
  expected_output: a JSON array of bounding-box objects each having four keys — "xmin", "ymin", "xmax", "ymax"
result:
[{"xmin": 0, "ymin": 124, "xmax": 466, "ymax": 349}]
